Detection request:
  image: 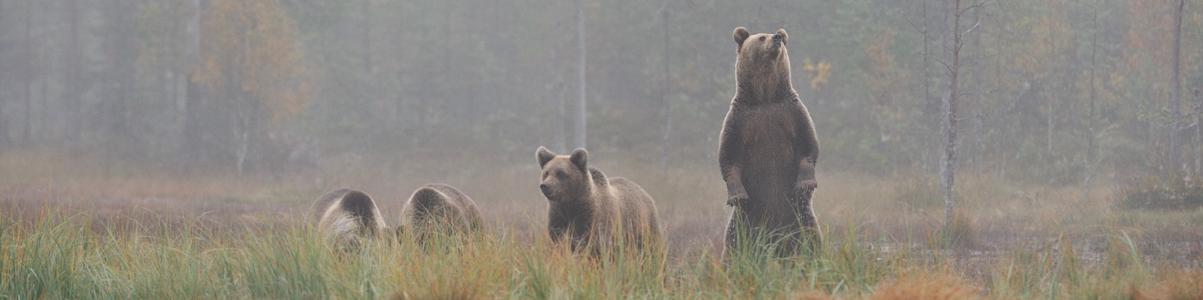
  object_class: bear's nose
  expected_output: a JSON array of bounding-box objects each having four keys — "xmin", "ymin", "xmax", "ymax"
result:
[{"xmin": 539, "ymin": 184, "xmax": 552, "ymax": 197}]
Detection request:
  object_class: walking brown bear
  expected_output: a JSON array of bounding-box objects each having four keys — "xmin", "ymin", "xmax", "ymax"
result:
[
  {"xmin": 535, "ymin": 147, "xmax": 662, "ymax": 255},
  {"xmin": 720, "ymin": 27, "xmax": 822, "ymax": 260}
]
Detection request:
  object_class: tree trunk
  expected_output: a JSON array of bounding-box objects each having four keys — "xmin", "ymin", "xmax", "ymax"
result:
[
  {"xmin": 363, "ymin": 0, "xmax": 372, "ymax": 74},
  {"xmin": 182, "ymin": 0, "xmax": 206, "ymax": 167},
  {"xmin": 1085, "ymin": 3, "xmax": 1099, "ymax": 199},
  {"xmin": 1045, "ymin": 9, "xmax": 1057, "ymax": 162},
  {"xmin": 1169, "ymin": 0, "xmax": 1185, "ymax": 172},
  {"xmin": 233, "ymin": 86, "xmax": 250, "ymax": 175},
  {"xmin": 118, "ymin": 1, "xmax": 136, "ymax": 152},
  {"xmin": 184, "ymin": 76, "xmax": 202, "ymax": 164},
  {"xmin": 969, "ymin": 5, "xmax": 983, "ymax": 170},
  {"xmin": 660, "ymin": 6, "xmax": 672, "ymax": 174},
  {"xmin": 22, "ymin": 0, "xmax": 32, "ymax": 143},
  {"xmin": 236, "ymin": 129, "xmax": 249, "ymax": 175},
  {"xmin": 37, "ymin": 59, "xmax": 46, "ymax": 143},
  {"xmin": 232, "ymin": 22, "xmax": 251, "ymax": 175},
  {"xmin": 1195, "ymin": 87, "xmax": 1201, "ymax": 175},
  {"xmin": 921, "ymin": 0, "xmax": 936, "ymax": 173},
  {"xmin": 574, "ymin": 0, "xmax": 587, "ymax": 149},
  {"xmin": 66, "ymin": 0, "xmax": 83, "ymax": 145},
  {"xmin": 942, "ymin": 0, "xmax": 964, "ymax": 230},
  {"xmin": 0, "ymin": 0, "xmax": 8, "ymax": 148},
  {"xmin": 0, "ymin": 0, "xmax": 7, "ymax": 148},
  {"xmin": 557, "ymin": 82, "xmax": 568, "ymax": 152},
  {"xmin": 166, "ymin": 1, "xmax": 180, "ymax": 152},
  {"xmin": 235, "ymin": 95, "xmax": 268, "ymax": 176}
]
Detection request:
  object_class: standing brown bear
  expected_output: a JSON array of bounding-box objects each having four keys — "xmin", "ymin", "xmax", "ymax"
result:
[
  {"xmin": 536, "ymin": 147, "xmax": 662, "ymax": 254},
  {"xmin": 397, "ymin": 184, "xmax": 484, "ymax": 241},
  {"xmin": 720, "ymin": 27, "xmax": 821, "ymax": 259}
]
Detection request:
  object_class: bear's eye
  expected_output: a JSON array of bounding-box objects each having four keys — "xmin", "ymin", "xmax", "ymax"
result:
[
  {"xmin": 556, "ymin": 171, "xmax": 567, "ymax": 179},
  {"xmin": 758, "ymin": 36, "xmax": 766, "ymax": 42}
]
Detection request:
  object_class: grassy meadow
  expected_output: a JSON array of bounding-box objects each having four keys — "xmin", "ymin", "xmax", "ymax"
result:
[{"xmin": 1, "ymin": 149, "xmax": 1201, "ymax": 299}]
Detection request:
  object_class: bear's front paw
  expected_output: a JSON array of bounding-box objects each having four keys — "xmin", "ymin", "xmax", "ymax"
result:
[
  {"xmin": 794, "ymin": 179, "xmax": 818, "ymax": 195},
  {"xmin": 727, "ymin": 191, "xmax": 749, "ymax": 207}
]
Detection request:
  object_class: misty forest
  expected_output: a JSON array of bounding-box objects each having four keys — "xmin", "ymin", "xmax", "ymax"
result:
[{"xmin": 1, "ymin": 0, "xmax": 1202, "ymax": 298}]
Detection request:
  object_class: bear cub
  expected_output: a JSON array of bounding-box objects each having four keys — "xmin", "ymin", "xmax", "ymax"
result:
[
  {"xmin": 311, "ymin": 188, "xmax": 388, "ymax": 252},
  {"xmin": 536, "ymin": 147, "xmax": 661, "ymax": 254},
  {"xmin": 398, "ymin": 184, "xmax": 484, "ymax": 242}
]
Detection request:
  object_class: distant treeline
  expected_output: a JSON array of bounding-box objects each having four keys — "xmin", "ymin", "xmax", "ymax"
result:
[{"xmin": 0, "ymin": 0, "xmax": 1198, "ymax": 183}]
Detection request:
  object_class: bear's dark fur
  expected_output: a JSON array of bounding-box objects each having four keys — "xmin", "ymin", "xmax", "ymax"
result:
[
  {"xmin": 536, "ymin": 147, "xmax": 661, "ymax": 254},
  {"xmin": 720, "ymin": 27, "xmax": 822, "ymax": 259},
  {"xmin": 398, "ymin": 184, "xmax": 484, "ymax": 241},
  {"xmin": 311, "ymin": 188, "xmax": 388, "ymax": 252}
]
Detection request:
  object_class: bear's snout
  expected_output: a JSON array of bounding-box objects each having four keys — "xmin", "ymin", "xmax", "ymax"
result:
[{"xmin": 540, "ymin": 183, "xmax": 553, "ymax": 198}]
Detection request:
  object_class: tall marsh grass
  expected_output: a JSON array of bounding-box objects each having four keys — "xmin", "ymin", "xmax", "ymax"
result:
[
  {"xmin": 2, "ymin": 152, "xmax": 1201, "ymax": 299},
  {"xmin": 3, "ymin": 213, "xmax": 1199, "ymax": 299}
]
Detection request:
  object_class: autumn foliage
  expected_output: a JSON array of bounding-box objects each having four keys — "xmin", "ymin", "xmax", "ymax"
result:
[
  {"xmin": 190, "ymin": 0, "xmax": 308, "ymax": 172},
  {"xmin": 193, "ymin": 0, "xmax": 308, "ymax": 124}
]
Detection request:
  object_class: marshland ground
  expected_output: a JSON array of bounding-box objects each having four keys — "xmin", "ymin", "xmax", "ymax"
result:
[
  {"xmin": 2, "ymin": 150, "xmax": 1200, "ymax": 299},
  {"xmin": 3, "ymin": 0, "xmax": 1203, "ymax": 298}
]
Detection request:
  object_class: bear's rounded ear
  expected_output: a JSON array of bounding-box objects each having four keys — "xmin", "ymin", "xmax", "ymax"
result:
[
  {"xmin": 774, "ymin": 28, "xmax": 788, "ymax": 45},
  {"xmin": 537, "ymin": 146, "xmax": 556, "ymax": 168},
  {"xmin": 733, "ymin": 27, "xmax": 750, "ymax": 48},
  {"xmin": 569, "ymin": 148, "xmax": 588, "ymax": 170}
]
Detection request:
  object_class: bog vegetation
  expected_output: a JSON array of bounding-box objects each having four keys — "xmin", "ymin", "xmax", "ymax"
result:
[
  {"xmin": 0, "ymin": 0, "xmax": 1202, "ymax": 298},
  {"xmin": 2, "ymin": 151, "xmax": 1202, "ymax": 299}
]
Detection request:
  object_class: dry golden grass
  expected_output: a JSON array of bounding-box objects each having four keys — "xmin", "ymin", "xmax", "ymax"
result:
[
  {"xmin": 2, "ymin": 150, "xmax": 1202, "ymax": 299},
  {"xmin": 869, "ymin": 269, "xmax": 980, "ymax": 300},
  {"xmin": 792, "ymin": 290, "xmax": 834, "ymax": 300},
  {"xmin": 1130, "ymin": 270, "xmax": 1203, "ymax": 300}
]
